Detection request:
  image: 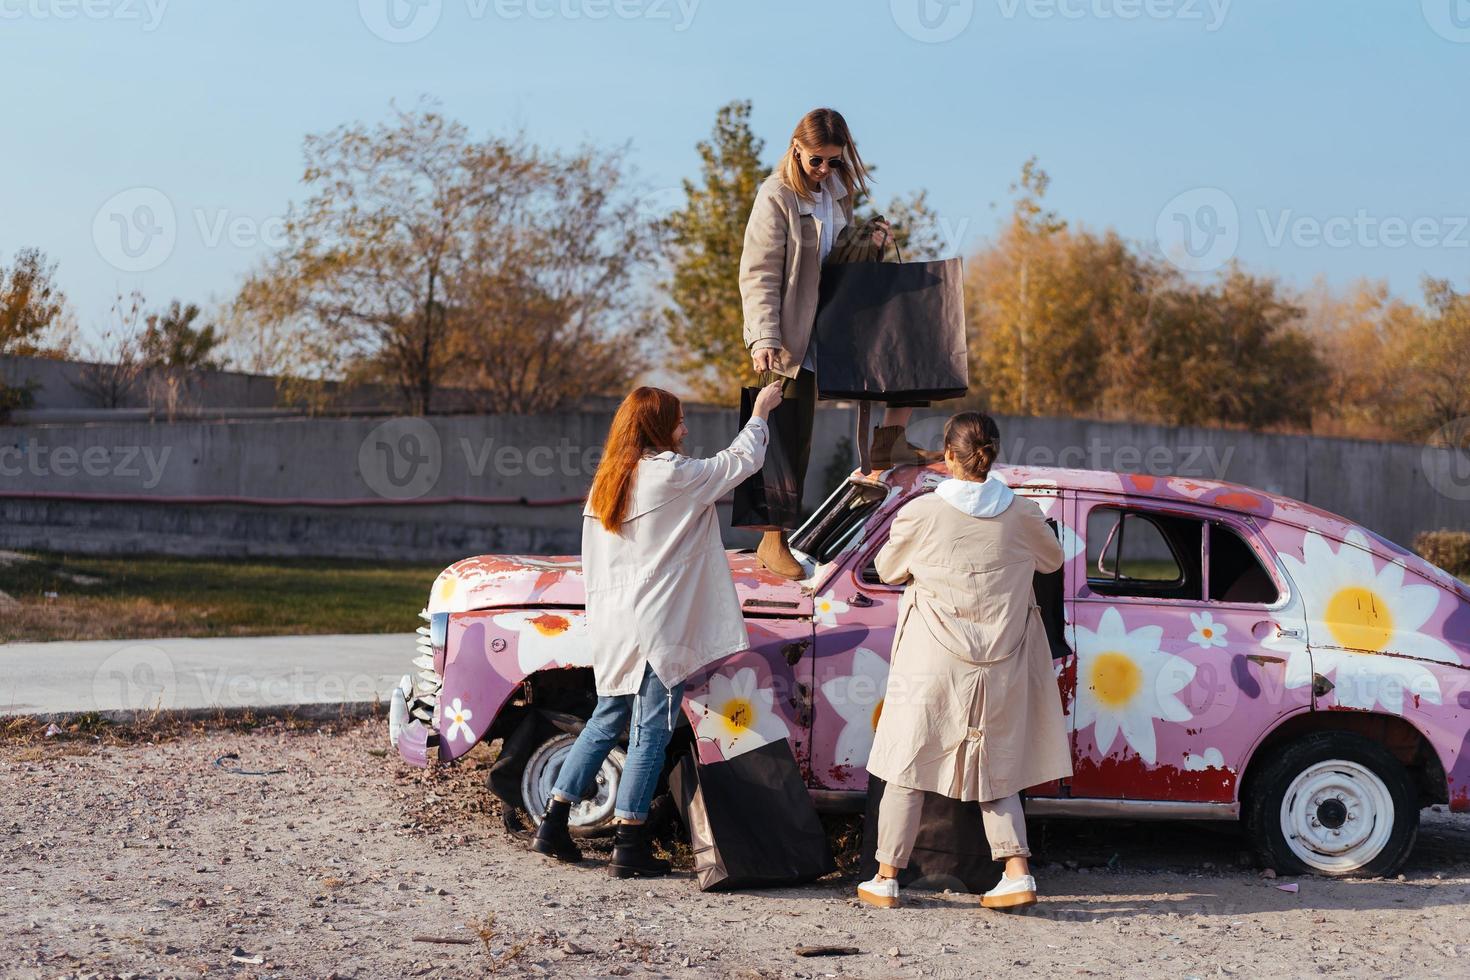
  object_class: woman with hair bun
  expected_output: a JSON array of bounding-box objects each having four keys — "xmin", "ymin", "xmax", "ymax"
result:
[{"xmin": 858, "ymin": 412, "xmax": 1070, "ymax": 911}]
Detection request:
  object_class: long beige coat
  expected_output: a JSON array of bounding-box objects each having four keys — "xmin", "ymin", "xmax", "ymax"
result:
[
  {"xmin": 580, "ymin": 417, "xmax": 768, "ymax": 696},
  {"xmin": 738, "ymin": 171, "xmax": 854, "ymax": 379},
  {"xmin": 865, "ymin": 480, "xmax": 1072, "ymax": 802}
]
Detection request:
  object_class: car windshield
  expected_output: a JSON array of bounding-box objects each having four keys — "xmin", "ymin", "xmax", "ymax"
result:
[{"xmin": 790, "ymin": 478, "xmax": 890, "ymax": 565}]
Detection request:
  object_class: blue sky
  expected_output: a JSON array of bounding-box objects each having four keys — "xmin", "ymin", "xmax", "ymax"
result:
[{"xmin": 3, "ymin": 0, "xmax": 1468, "ymax": 349}]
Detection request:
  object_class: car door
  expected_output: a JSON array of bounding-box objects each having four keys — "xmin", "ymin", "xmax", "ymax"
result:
[
  {"xmin": 1066, "ymin": 493, "xmax": 1311, "ymax": 802},
  {"xmin": 804, "ymin": 484, "xmax": 1073, "ymax": 795}
]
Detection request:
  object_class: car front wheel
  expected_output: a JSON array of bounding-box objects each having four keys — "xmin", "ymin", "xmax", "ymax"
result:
[
  {"xmin": 1247, "ymin": 732, "xmax": 1419, "ymax": 877},
  {"xmin": 521, "ymin": 731, "xmax": 625, "ymax": 837}
]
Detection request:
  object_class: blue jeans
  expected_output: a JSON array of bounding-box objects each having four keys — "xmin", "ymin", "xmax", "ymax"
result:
[{"xmin": 551, "ymin": 664, "xmax": 684, "ymax": 822}]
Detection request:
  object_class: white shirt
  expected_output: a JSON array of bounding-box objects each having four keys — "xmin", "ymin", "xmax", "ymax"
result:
[{"xmin": 802, "ymin": 178, "xmax": 843, "ymax": 371}]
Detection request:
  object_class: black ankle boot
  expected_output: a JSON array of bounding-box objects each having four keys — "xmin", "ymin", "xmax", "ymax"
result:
[
  {"xmin": 608, "ymin": 822, "xmax": 671, "ymax": 879},
  {"xmin": 531, "ymin": 798, "xmax": 582, "ymax": 863}
]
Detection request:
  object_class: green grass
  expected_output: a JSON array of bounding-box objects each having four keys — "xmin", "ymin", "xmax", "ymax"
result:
[{"xmin": 0, "ymin": 551, "xmax": 445, "ymax": 644}]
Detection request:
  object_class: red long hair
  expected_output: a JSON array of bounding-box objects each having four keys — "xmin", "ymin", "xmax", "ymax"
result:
[{"xmin": 588, "ymin": 387, "xmax": 683, "ymax": 532}]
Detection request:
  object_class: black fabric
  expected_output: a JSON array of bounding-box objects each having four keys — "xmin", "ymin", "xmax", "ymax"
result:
[
  {"xmin": 812, "ymin": 257, "xmax": 969, "ymax": 402},
  {"xmin": 858, "ymin": 776, "xmax": 1003, "ymax": 894},
  {"xmin": 731, "ymin": 383, "xmax": 805, "ymax": 531},
  {"xmin": 669, "ymin": 739, "xmax": 836, "ymax": 892}
]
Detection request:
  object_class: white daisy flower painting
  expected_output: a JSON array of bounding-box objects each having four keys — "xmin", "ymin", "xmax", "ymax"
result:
[
  {"xmin": 491, "ymin": 611, "xmax": 592, "ymax": 674},
  {"xmin": 686, "ymin": 666, "xmax": 790, "ymax": 761},
  {"xmin": 819, "ymin": 647, "xmax": 890, "ymax": 768},
  {"xmin": 1073, "ymin": 607, "xmax": 1197, "ymax": 765}
]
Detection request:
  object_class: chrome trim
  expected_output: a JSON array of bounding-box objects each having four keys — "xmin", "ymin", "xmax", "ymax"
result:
[
  {"xmin": 808, "ymin": 790, "xmax": 867, "ymax": 814},
  {"xmin": 1024, "ymin": 798, "xmax": 1239, "ymax": 820}
]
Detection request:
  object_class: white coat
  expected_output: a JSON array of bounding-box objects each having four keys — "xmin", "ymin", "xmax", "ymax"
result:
[{"xmin": 581, "ymin": 416, "xmax": 769, "ymax": 696}]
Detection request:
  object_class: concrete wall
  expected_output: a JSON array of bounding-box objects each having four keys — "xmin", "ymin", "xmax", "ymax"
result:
[{"xmin": 1, "ymin": 406, "xmax": 1465, "ymax": 563}]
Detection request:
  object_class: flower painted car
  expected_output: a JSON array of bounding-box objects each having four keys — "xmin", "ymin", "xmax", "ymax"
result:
[{"xmin": 389, "ymin": 463, "xmax": 1470, "ymax": 876}]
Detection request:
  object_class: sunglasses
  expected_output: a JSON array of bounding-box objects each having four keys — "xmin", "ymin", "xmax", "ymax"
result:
[{"xmin": 797, "ymin": 149, "xmax": 845, "ymax": 170}]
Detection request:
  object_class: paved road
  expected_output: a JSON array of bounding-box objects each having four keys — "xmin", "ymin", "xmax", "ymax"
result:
[{"xmin": 0, "ymin": 633, "xmax": 417, "ymax": 717}]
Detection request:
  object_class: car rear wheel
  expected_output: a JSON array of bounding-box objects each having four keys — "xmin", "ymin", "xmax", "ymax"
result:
[
  {"xmin": 521, "ymin": 731, "xmax": 625, "ymax": 837},
  {"xmin": 1247, "ymin": 732, "xmax": 1418, "ymax": 877}
]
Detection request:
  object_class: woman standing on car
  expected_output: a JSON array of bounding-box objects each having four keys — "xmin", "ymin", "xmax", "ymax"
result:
[
  {"xmin": 859, "ymin": 412, "xmax": 1069, "ymax": 911},
  {"xmin": 531, "ymin": 381, "xmax": 785, "ymax": 878},
  {"xmin": 738, "ymin": 106, "xmax": 937, "ymax": 581}
]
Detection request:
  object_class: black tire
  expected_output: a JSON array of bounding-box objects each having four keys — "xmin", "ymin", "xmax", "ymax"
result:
[{"xmin": 1246, "ymin": 732, "xmax": 1418, "ymax": 877}]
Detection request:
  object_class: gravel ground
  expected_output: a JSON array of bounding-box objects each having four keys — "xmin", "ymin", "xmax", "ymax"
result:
[{"xmin": 6, "ymin": 719, "xmax": 1470, "ymax": 978}]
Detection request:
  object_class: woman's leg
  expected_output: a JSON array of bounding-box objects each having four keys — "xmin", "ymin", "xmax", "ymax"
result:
[
  {"xmin": 611, "ymin": 665, "xmax": 685, "ymax": 823},
  {"xmin": 550, "ymin": 693, "xmax": 632, "ymax": 806},
  {"xmin": 980, "ymin": 793, "xmax": 1031, "ymax": 878},
  {"xmin": 880, "ymin": 406, "xmax": 912, "ymax": 428},
  {"xmin": 873, "ymin": 783, "xmax": 926, "ymax": 876}
]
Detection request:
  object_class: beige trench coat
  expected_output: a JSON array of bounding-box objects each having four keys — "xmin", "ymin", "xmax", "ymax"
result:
[
  {"xmin": 738, "ymin": 171, "xmax": 854, "ymax": 379},
  {"xmin": 865, "ymin": 489, "xmax": 1071, "ymax": 802},
  {"xmin": 580, "ymin": 417, "xmax": 768, "ymax": 696}
]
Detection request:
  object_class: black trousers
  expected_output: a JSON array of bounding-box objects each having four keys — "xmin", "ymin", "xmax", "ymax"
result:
[{"xmin": 755, "ymin": 367, "xmax": 816, "ymax": 530}]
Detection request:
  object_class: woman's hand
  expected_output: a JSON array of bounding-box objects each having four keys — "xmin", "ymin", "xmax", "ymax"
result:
[
  {"xmin": 751, "ymin": 381, "xmax": 784, "ymax": 420},
  {"xmin": 870, "ymin": 218, "xmax": 892, "ymax": 249},
  {"xmin": 751, "ymin": 347, "xmax": 781, "ymax": 374}
]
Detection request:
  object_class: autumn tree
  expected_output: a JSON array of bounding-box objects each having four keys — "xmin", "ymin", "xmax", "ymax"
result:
[
  {"xmin": 140, "ymin": 300, "xmax": 222, "ymax": 370},
  {"xmin": 442, "ymin": 148, "xmax": 658, "ymax": 413},
  {"xmin": 235, "ymin": 98, "xmax": 651, "ymax": 414}
]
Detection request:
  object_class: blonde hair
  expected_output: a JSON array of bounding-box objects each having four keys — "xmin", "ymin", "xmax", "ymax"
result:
[{"xmin": 778, "ymin": 107, "xmax": 871, "ymax": 203}]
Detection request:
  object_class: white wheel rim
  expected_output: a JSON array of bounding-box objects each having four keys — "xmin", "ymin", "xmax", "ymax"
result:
[
  {"xmin": 1280, "ymin": 759, "xmax": 1394, "ymax": 873},
  {"xmin": 522, "ymin": 732, "xmax": 624, "ymax": 832}
]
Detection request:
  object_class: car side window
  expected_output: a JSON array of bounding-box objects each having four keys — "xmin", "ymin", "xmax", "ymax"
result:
[
  {"xmin": 791, "ymin": 479, "xmax": 889, "ymax": 565},
  {"xmin": 1086, "ymin": 506, "xmax": 1204, "ymax": 600},
  {"xmin": 1209, "ymin": 521, "xmax": 1281, "ymax": 604}
]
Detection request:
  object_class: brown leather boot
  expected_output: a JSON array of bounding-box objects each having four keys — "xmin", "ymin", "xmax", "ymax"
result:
[
  {"xmin": 757, "ymin": 530, "xmax": 803, "ymax": 581},
  {"xmin": 869, "ymin": 425, "xmax": 944, "ymax": 471}
]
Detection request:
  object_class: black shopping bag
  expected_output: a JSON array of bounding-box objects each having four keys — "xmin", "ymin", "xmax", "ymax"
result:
[
  {"xmin": 730, "ymin": 385, "xmax": 802, "ymax": 531},
  {"xmin": 857, "ymin": 776, "xmax": 1003, "ymax": 894},
  {"xmin": 812, "ymin": 256, "xmax": 969, "ymax": 402},
  {"xmin": 669, "ymin": 739, "xmax": 836, "ymax": 892}
]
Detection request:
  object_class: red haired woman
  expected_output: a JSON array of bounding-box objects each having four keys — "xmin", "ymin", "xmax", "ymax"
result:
[
  {"xmin": 739, "ymin": 107, "xmax": 937, "ymax": 580},
  {"xmin": 531, "ymin": 381, "xmax": 784, "ymax": 877}
]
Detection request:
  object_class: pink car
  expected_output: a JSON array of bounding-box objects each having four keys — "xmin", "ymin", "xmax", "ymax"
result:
[{"xmin": 389, "ymin": 463, "xmax": 1470, "ymax": 877}]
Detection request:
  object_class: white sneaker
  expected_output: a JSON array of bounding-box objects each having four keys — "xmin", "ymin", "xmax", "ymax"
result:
[
  {"xmin": 857, "ymin": 874, "xmax": 900, "ymax": 909},
  {"xmin": 981, "ymin": 872, "xmax": 1037, "ymax": 910}
]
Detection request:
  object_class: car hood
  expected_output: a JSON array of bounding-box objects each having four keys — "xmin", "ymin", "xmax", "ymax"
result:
[{"xmin": 426, "ymin": 551, "xmax": 811, "ymax": 616}]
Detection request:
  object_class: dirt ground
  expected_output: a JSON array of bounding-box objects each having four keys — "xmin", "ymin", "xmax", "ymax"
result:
[{"xmin": 6, "ymin": 719, "xmax": 1470, "ymax": 979}]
